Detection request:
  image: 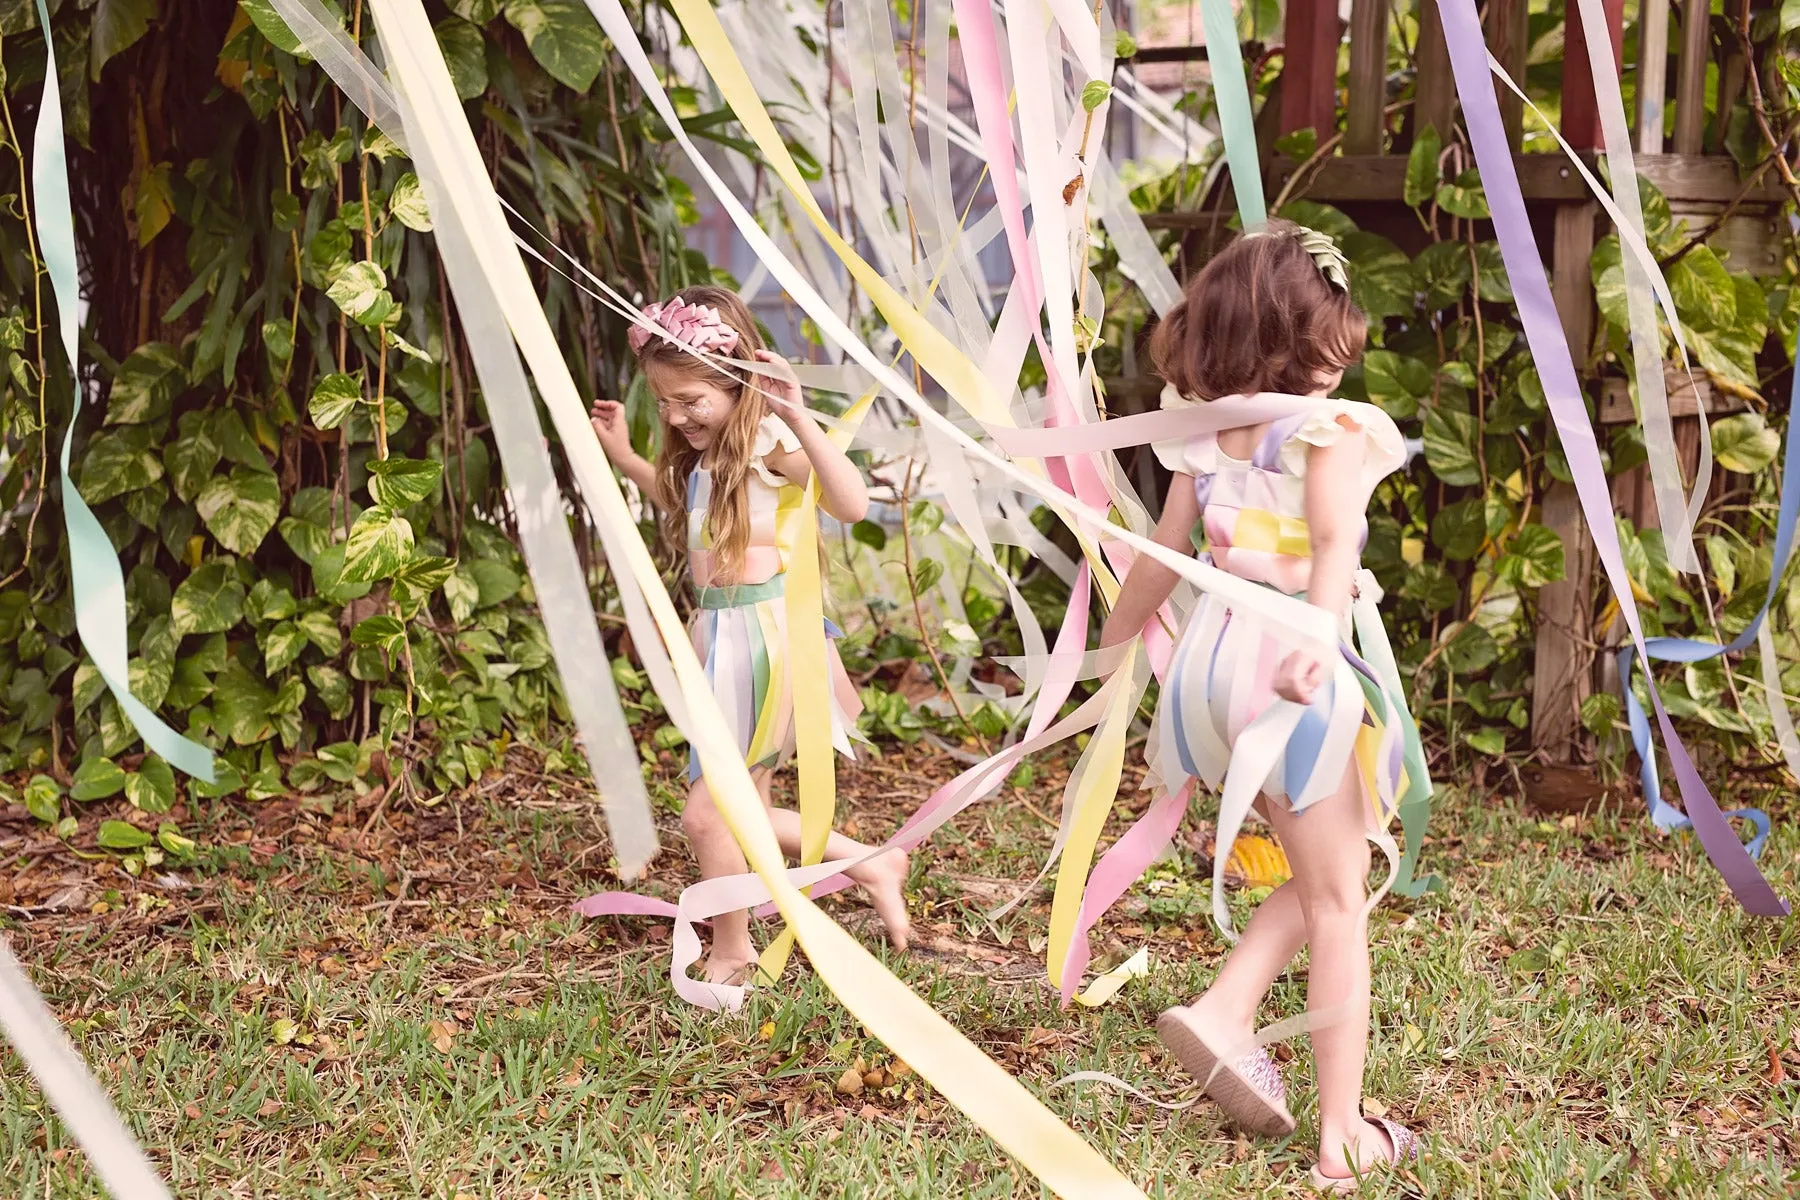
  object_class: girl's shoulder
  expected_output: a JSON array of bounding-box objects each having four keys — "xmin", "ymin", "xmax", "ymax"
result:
[
  {"xmin": 1150, "ymin": 385, "xmax": 1220, "ymax": 477},
  {"xmin": 749, "ymin": 412, "xmax": 801, "ymax": 488},
  {"xmin": 1271, "ymin": 399, "xmax": 1404, "ymax": 488}
]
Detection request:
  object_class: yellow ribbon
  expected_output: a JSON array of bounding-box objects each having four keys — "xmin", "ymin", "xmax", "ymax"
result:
[{"xmin": 367, "ymin": 2, "xmax": 1144, "ymax": 1193}]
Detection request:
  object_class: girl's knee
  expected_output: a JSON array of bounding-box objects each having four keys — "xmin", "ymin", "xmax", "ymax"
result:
[{"xmin": 682, "ymin": 785, "xmax": 723, "ymax": 838}]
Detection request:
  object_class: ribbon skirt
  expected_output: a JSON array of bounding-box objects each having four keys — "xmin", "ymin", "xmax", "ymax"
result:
[
  {"xmin": 687, "ymin": 586, "xmax": 862, "ymax": 783},
  {"xmin": 1152, "ymin": 590, "xmax": 1410, "ymax": 828}
]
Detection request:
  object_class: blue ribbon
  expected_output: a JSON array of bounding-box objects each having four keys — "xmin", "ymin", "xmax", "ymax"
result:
[
  {"xmin": 1615, "ymin": 372, "xmax": 1800, "ymax": 861},
  {"xmin": 29, "ymin": 0, "xmax": 214, "ymax": 781}
]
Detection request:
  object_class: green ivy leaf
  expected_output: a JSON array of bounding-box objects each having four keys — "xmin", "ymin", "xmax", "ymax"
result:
[
  {"xmin": 70, "ymin": 757, "xmax": 128, "ymax": 802},
  {"xmin": 260, "ymin": 620, "xmax": 308, "ymax": 673},
  {"xmin": 1441, "ymin": 621, "xmax": 1498, "ymax": 673},
  {"xmin": 104, "ymin": 342, "xmax": 182, "ymax": 425},
  {"xmin": 1341, "ymin": 232, "xmax": 1414, "ymax": 324},
  {"xmin": 91, "ymin": 0, "xmax": 157, "ymax": 81},
  {"xmin": 80, "ymin": 426, "xmax": 165, "ymax": 504},
  {"xmin": 1668, "ymin": 245, "xmax": 1737, "ymax": 330},
  {"xmin": 1362, "ymin": 350, "xmax": 1432, "ymax": 420},
  {"xmin": 1080, "ymin": 80, "xmax": 1112, "ymax": 113},
  {"xmin": 1421, "ymin": 406, "xmax": 1482, "ymax": 486},
  {"xmin": 239, "ymin": 0, "xmax": 308, "ymax": 55},
  {"xmin": 157, "ymin": 822, "xmax": 197, "ymax": 859},
  {"xmin": 340, "ymin": 506, "xmax": 415, "ymax": 585},
  {"xmin": 308, "ymin": 664, "xmax": 353, "ymax": 719},
  {"xmin": 907, "ymin": 500, "xmax": 944, "ymax": 539},
  {"xmin": 1473, "ymin": 241, "xmax": 1512, "ymax": 302},
  {"xmin": 1580, "ymin": 692, "xmax": 1622, "ymax": 737},
  {"xmin": 23, "ymin": 774, "xmax": 62, "ymax": 824},
  {"xmin": 1430, "ymin": 497, "xmax": 1494, "ymax": 560},
  {"xmin": 851, "ymin": 520, "xmax": 887, "ymax": 552},
  {"xmin": 367, "ymin": 457, "xmax": 443, "ymax": 507},
  {"xmin": 1498, "ymin": 524, "xmax": 1566, "ymax": 588},
  {"xmin": 297, "ymin": 609, "xmax": 343, "ymax": 657},
  {"xmin": 326, "ymin": 261, "xmax": 396, "ymax": 328},
  {"xmin": 1398, "ymin": 562, "xmax": 1460, "ymax": 612},
  {"xmin": 392, "ymin": 555, "xmax": 456, "ymax": 615},
  {"xmin": 1712, "ymin": 412, "xmax": 1781, "ymax": 473},
  {"xmin": 312, "ymin": 544, "xmax": 374, "ymax": 604},
  {"xmin": 195, "ymin": 466, "xmax": 281, "ymax": 556},
  {"xmin": 913, "ymin": 557, "xmax": 945, "ymax": 593},
  {"xmin": 172, "ymin": 562, "xmax": 247, "ymax": 636},
  {"xmin": 1435, "ymin": 170, "xmax": 1489, "ymax": 218},
  {"xmin": 278, "ymin": 517, "xmax": 333, "ymax": 566},
  {"xmin": 1403, "ymin": 124, "xmax": 1442, "ymax": 208},
  {"xmin": 469, "ymin": 559, "xmax": 522, "ymax": 608},
  {"xmin": 1412, "ymin": 241, "xmax": 1472, "ymax": 311},
  {"xmin": 124, "ymin": 755, "xmax": 176, "ymax": 814},
  {"xmin": 214, "ymin": 660, "xmax": 276, "ymax": 745},
  {"xmin": 504, "ymin": 0, "xmax": 607, "ymax": 92},
  {"xmin": 1464, "ymin": 727, "xmax": 1507, "ymax": 757},
  {"xmin": 98, "ymin": 820, "xmax": 152, "ymax": 851},
  {"xmin": 351, "ymin": 615, "xmax": 406, "ymax": 654},
  {"xmin": 388, "ymin": 172, "xmax": 433, "ymax": 232},
  {"xmin": 436, "ymin": 16, "xmax": 490, "ymax": 99},
  {"xmin": 444, "ymin": 565, "xmax": 480, "ymax": 623}
]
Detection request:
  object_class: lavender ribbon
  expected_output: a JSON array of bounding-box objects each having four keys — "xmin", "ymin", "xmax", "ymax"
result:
[{"xmin": 1437, "ymin": 0, "xmax": 1785, "ymax": 914}]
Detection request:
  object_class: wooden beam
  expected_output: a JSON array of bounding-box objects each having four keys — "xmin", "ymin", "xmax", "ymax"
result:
[
  {"xmin": 1344, "ymin": 0, "xmax": 1387, "ymax": 154},
  {"xmin": 1672, "ymin": 0, "xmax": 1712, "ymax": 154},
  {"xmin": 1486, "ymin": 0, "xmax": 1531, "ymax": 149},
  {"xmin": 1561, "ymin": 0, "xmax": 1626, "ymax": 151},
  {"xmin": 1637, "ymin": 0, "xmax": 1672, "ymax": 152},
  {"xmin": 1532, "ymin": 201, "xmax": 1600, "ymax": 763},
  {"xmin": 1280, "ymin": 0, "xmax": 1340, "ymax": 137},
  {"xmin": 1214, "ymin": 152, "xmax": 1787, "ymax": 212},
  {"xmin": 1413, "ymin": 0, "xmax": 1457, "ymax": 142}
]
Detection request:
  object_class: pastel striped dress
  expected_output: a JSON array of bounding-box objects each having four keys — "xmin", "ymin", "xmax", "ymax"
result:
[
  {"xmin": 1145, "ymin": 391, "xmax": 1431, "ymax": 892},
  {"xmin": 685, "ymin": 415, "xmax": 862, "ymax": 781}
]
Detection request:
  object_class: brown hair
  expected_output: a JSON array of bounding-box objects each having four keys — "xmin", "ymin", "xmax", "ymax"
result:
[
  {"xmin": 635, "ymin": 285, "xmax": 768, "ymax": 581},
  {"xmin": 1150, "ymin": 220, "xmax": 1367, "ymax": 400}
]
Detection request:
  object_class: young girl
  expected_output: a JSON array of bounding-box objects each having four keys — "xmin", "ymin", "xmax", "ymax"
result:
[
  {"xmin": 1100, "ymin": 223, "xmax": 1423, "ymax": 1190},
  {"xmin": 589, "ymin": 286, "xmax": 910, "ymax": 983}
]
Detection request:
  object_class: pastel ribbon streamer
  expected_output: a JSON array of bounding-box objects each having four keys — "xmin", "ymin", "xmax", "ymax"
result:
[
  {"xmin": 0, "ymin": 939, "xmax": 172, "ymax": 1199},
  {"xmin": 1437, "ymin": 0, "xmax": 1785, "ymax": 914},
  {"xmin": 1196, "ymin": 0, "xmax": 1266, "ymax": 227},
  {"xmin": 30, "ymin": 0, "xmax": 212, "ymax": 782},
  {"xmin": 365, "ymin": 1, "xmax": 1147, "ymax": 1191},
  {"xmin": 265, "ymin": 0, "xmax": 658, "ymax": 874},
  {"xmin": 1612, "ymin": 366, "xmax": 1800, "ymax": 858}
]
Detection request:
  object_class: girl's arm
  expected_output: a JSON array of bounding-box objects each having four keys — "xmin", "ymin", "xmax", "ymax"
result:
[
  {"xmin": 1273, "ymin": 415, "xmax": 1369, "ymax": 703},
  {"xmin": 590, "ymin": 399, "xmax": 661, "ymax": 505},
  {"xmin": 755, "ymin": 351, "xmax": 870, "ymax": 523},
  {"xmin": 1099, "ymin": 473, "xmax": 1201, "ymax": 649}
]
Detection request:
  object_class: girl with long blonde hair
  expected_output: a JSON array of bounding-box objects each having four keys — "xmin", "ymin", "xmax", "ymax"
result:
[{"xmin": 590, "ymin": 286, "xmax": 909, "ymax": 982}]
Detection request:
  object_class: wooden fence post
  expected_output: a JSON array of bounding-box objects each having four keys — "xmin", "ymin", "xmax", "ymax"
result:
[
  {"xmin": 1344, "ymin": 0, "xmax": 1387, "ymax": 153},
  {"xmin": 1530, "ymin": 0, "xmax": 1622, "ymax": 762},
  {"xmin": 1413, "ymin": 0, "xmax": 1457, "ymax": 141}
]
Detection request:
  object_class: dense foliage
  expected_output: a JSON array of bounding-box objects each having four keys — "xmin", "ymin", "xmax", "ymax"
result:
[
  {"xmin": 0, "ymin": 0, "xmax": 729, "ymax": 850},
  {"xmin": 1090, "ymin": 1, "xmax": 1800, "ymax": 778}
]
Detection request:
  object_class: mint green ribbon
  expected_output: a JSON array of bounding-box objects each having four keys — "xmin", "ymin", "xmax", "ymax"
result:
[
  {"xmin": 30, "ymin": 0, "xmax": 213, "ymax": 781},
  {"xmin": 1197, "ymin": 0, "xmax": 1266, "ymax": 228}
]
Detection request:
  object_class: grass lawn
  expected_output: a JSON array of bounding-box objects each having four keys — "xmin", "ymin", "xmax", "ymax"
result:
[{"xmin": 1, "ymin": 741, "xmax": 1796, "ymax": 1198}]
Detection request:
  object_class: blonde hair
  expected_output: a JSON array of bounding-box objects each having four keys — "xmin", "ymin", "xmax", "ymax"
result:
[{"xmin": 637, "ymin": 286, "xmax": 767, "ymax": 581}]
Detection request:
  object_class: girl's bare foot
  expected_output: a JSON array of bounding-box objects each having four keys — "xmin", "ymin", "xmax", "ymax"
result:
[
  {"xmin": 849, "ymin": 850, "xmax": 911, "ymax": 951},
  {"xmin": 702, "ymin": 948, "xmax": 759, "ymax": 985}
]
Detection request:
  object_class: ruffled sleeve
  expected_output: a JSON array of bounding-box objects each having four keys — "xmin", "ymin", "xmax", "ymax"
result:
[
  {"xmin": 1150, "ymin": 384, "xmax": 1219, "ymax": 477},
  {"xmin": 1276, "ymin": 400, "xmax": 1406, "ymax": 491},
  {"xmin": 749, "ymin": 413, "xmax": 803, "ymax": 487}
]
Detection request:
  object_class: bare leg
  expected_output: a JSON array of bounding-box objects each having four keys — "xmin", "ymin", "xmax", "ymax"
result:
[
  {"xmin": 680, "ymin": 775, "xmax": 759, "ymax": 982},
  {"xmin": 755, "ymin": 770, "xmax": 910, "ymax": 950},
  {"xmin": 1183, "ymin": 877, "xmax": 1308, "ymax": 1047},
  {"xmin": 1266, "ymin": 765, "xmax": 1391, "ymax": 1179}
]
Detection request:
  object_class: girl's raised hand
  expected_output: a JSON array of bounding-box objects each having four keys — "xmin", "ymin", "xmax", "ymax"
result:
[
  {"xmin": 589, "ymin": 399, "xmax": 632, "ymax": 461},
  {"xmin": 1272, "ymin": 648, "xmax": 1328, "ymax": 705},
  {"xmin": 753, "ymin": 349, "xmax": 808, "ymax": 426}
]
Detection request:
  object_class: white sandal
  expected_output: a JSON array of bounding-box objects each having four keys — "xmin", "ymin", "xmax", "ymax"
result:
[
  {"xmin": 1308, "ymin": 1117, "xmax": 1420, "ymax": 1193},
  {"xmin": 1155, "ymin": 1007, "xmax": 1296, "ymax": 1136}
]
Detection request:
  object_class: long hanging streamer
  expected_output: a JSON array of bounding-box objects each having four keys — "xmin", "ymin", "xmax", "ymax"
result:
[
  {"xmin": 30, "ymin": 0, "xmax": 212, "ymax": 782},
  {"xmin": 9, "ymin": 7, "xmax": 181, "ymax": 1194},
  {"xmin": 1196, "ymin": 0, "xmax": 1266, "ymax": 227},
  {"xmin": 1436, "ymin": 0, "xmax": 1786, "ymax": 914},
  {"xmin": 359, "ymin": 1, "xmax": 1149, "ymax": 1191},
  {"xmin": 263, "ymin": 0, "xmax": 658, "ymax": 874}
]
